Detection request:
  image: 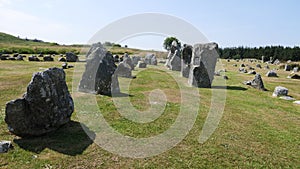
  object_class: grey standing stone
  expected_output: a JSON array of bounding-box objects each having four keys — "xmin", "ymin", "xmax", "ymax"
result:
[
  {"xmin": 132, "ymin": 56, "xmax": 141, "ymax": 66},
  {"xmin": 137, "ymin": 61, "xmax": 147, "ymax": 68},
  {"xmin": 188, "ymin": 43, "xmax": 218, "ymax": 88},
  {"xmin": 182, "ymin": 44, "xmax": 192, "ymax": 64},
  {"xmin": 58, "ymin": 57, "xmax": 66, "ymax": 62},
  {"xmin": 115, "ymin": 61, "xmax": 133, "ymax": 78},
  {"xmin": 244, "ymin": 74, "xmax": 266, "ymax": 91},
  {"xmin": 62, "ymin": 62, "xmax": 68, "ymax": 69},
  {"xmin": 5, "ymin": 68, "xmax": 74, "ymax": 137},
  {"xmin": 284, "ymin": 64, "xmax": 291, "ymax": 71},
  {"xmin": 145, "ymin": 53, "xmax": 157, "ymax": 65},
  {"xmin": 79, "ymin": 44, "xmax": 120, "ymax": 95},
  {"xmin": 272, "ymin": 86, "xmax": 288, "ymax": 97},
  {"xmin": 43, "ymin": 55, "xmax": 54, "ymax": 61},
  {"xmin": 66, "ymin": 52, "xmax": 79, "ymax": 62},
  {"xmin": 256, "ymin": 64, "xmax": 262, "ymax": 68},
  {"xmin": 266, "ymin": 70, "xmax": 278, "ymax": 77},
  {"xmin": 166, "ymin": 41, "xmax": 181, "ymax": 71},
  {"xmin": 181, "ymin": 64, "xmax": 190, "ymax": 78},
  {"xmin": 28, "ymin": 55, "xmax": 40, "ymax": 61},
  {"xmin": 293, "ymin": 67, "xmax": 299, "ymax": 72},
  {"xmin": 273, "ymin": 59, "xmax": 280, "ymax": 65}
]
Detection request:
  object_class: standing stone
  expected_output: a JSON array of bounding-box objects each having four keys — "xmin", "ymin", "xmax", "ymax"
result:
[
  {"xmin": 261, "ymin": 56, "xmax": 265, "ymax": 63},
  {"xmin": 5, "ymin": 68, "xmax": 74, "ymax": 136},
  {"xmin": 123, "ymin": 56, "xmax": 134, "ymax": 70},
  {"xmin": 66, "ymin": 52, "xmax": 79, "ymax": 62},
  {"xmin": 182, "ymin": 44, "xmax": 192, "ymax": 64},
  {"xmin": 79, "ymin": 44, "xmax": 120, "ymax": 95},
  {"xmin": 288, "ymin": 73, "xmax": 300, "ymax": 79},
  {"xmin": 132, "ymin": 56, "xmax": 141, "ymax": 66},
  {"xmin": 272, "ymin": 86, "xmax": 288, "ymax": 97},
  {"xmin": 273, "ymin": 59, "xmax": 280, "ymax": 65},
  {"xmin": 0, "ymin": 141, "xmax": 13, "ymax": 153},
  {"xmin": 137, "ymin": 61, "xmax": 147, "ymax": 68},
  {"xmin": 86, "ymin": 42, "xmax": 102, "ymax": 57},
  {"xmin": 115, "ymin": 60, "xmax": 133, "ymax": 78},
  {"xmin": 145, "ymin": 53, "xmax": 157, "ymax": 65},
  {"xmin": 244, "ymin": 74, "xmax": 266, "ymax": 91},
  {"xmin": 62, "ymin": 62, "xmax": 68, "ymax": 69},
  {"xmin": 16, "ymin": 55, "xmax": 24, "ymax": 61},
  {"xmin": 28, "ymin": 55, "xmax": 40, "ymax": 61},
  {"xmin": 256, "ymin": 64, "xmax": 262, "ymax": 68},
  {"xmin": 166, "ymin": 41, "xmax": 181, "ymax": 71},
  {"xmin": 188, "ymin": 43, "xmax": 218, "ymax": 88},
  {"xmin": 181, "ymin": 64, "xmax": 190, "ymax": 78},
  {"xmin": 58, "ymin": 57, "xmax": 66, "ymax": 62},
  {"xmin": 43, "ymin": 55, "xmax": 54, "ymax": 61},
  {"xmin": 266, "ymin": 70, "xmax": 278, "ymax": 77},
  {"xmin": 293, "ymin": 67, "xmax": 299, "ymax": 72},
  {"xmin": 284, "ymin": 64, "xmax": 291, "ymax": 71}
]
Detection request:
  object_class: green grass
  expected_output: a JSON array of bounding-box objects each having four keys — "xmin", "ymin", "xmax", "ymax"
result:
[{"xmin": 0, "ymin": 58, "xmax": 299, "ymax": 168}]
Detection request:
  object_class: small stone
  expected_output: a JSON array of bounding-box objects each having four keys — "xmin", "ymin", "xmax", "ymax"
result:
[
  {"xmin": 272, "ymin": 86, "xmax": 288, "ymax": 97},
  {"xmin": 293, "ymin": 101, "xmax": 300, "ymax": 105},
  {"xmin": 279, "ymin": 96, "xmax": 295, "ymax": 101},
  {"xmin": 66, "ymin": 52, "xmax": 79, "ymax": 62},
  {"xmin": 266, "ymin": 70, "xmax": 278, "ymax": 77},
  {"xmin": 0, "ymin": 141, "xmax": 13, "ymax": 153}
]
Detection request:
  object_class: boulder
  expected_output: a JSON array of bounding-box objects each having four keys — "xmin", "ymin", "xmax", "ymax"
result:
[
  {"xmin": 137, "ymin": 61, "xmax": 147, "ymax": 68},
  {"xmin": 256, "ymin": 64, "xmax": 262, "ymax": 68},
  {"xmin": 145, "ymin": 53, "xmax": 157, "ymax": 65},
  {"xmin": 181, "ymin": 64, "xmax": 190, "ymax": 78},
  {"xmin": 188, "ymin": 43, "xmax": 218, "ymax": 88},
  {"xmin": 248, "ymin": 70, "xmax": 256, "ymax": 75},
  {"xmin": 232, "ymin": 64, "xmax": 237, "ymax": 67},
  {"xmin": 293, "ymin": 67, "xmax": 299, "ymax": 72},
  {"xmin": 166, "ymin": 41, "xmax": 181, "ymax": 71},
  {"xmin": 66, "ymin": 52, "xmax": 79, "ymax": 62},
  {"xmin": 58, "ymin": 57, "xmax": 66, "ymax": 62},
  {"xmin": 266, "ymin": 70, "xmax": 278, "ymax": 77},
  {"xmin": 288, "ymin": 73, "xmax": 300, "ymax": 79},
  {"xmin": 273, "ymin": 59, "xmax": 280, "ymax": 65},
  {"xmin": 115, "ymin": 61, "xmax": 133, "ymax": 78},
  {"xmin": 279, "ymin": 96, "xmax": 295, "ymax": 101},
  {"xmin": 223, "ymin": 76, "xmax": 229, "ymax": 80},
  {"xmin": 265, "ymin": 65, "xmax": 270, "ymax": 69},
  {"xmin": 123, "ymin": 56, "xmax": 134, "ymax": 70},
  {"xmin": 0, "ymin": 141, "xmax": 13, "ymax": 153},
  {"xmin": 132, "ymin": 56, "xmax": 141, "ymax": 66},
  {"xmin": 284, "ymin": 64, "xmax": 291, "ymax": 71},
  {"xmin": 244, "ymin": 74, "xmax": 266, "ymax": 91},
  {"xmin": 5, "ymin": 68, "xmax": 74, "ymax": 136},
  {"xmin": 43, "ymin": 55, "xmax": 54, "ymax": 61},
  {"xmin": 28, "ymin": 55, "xmax": 40, "ymax": 61},
  {"xmin": 113, "ymin": 55, "xmax": 119, "ymax": 62},
  {"xmin": 16, "ymin": 55, "xmax": 24, "ymax": 61},
  {"xmin": 240, "ymin": 63, "xmax": 245, "ymax": 67},
  {"xmin": 62, "ymin": 62, "xmax": 68, "ymax": 69},
  {"xmin": 272, "ymin": 86, "xmax": 288, "ymax": 97},
  {"xmin": 79, "ymin": 44, "xmax": 120, "ymax": 95},
  {"xmin": 182, "ymin": 44, "xmax": 192, "ymax": 64},
  {"xmin": 239, "ymin": 68, "xmax": 247, "ymax": 73}
]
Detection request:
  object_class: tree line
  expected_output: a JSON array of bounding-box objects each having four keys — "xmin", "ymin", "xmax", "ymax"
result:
[{"xmin": 218, "ymin": 46, "xmax": 300, "ymax": 61}]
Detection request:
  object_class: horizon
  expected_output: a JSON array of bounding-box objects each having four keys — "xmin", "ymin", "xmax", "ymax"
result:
[{"xmin": 1, "ymin": 0, "xmax": 300, "ymax": 50}]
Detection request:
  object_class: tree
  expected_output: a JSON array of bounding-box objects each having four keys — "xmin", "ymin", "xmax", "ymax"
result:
[{"xmin": 163, "ymin": 37, "xmax": 181, "ymax": 50}]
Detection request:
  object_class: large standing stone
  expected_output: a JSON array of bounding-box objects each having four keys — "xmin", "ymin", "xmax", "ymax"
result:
[
  {"xmin": 145, "ymin": 53, "xmax": 157, "ymax": 65},
  {"xmin": 137, "ymin": 61, "xmax": 147, "ymax": 68},
  {"xmin": 132, "ymin": 56, "xmax": 141, "ymax": 66},
  {"xmin": 115, "ymin": 60, "xmax": 133, "ymax": 78},
  {"xmin": 5, "ymin": 68, "xmax": 74, "ymax": 137},
  {"xmin": 266, "ymin": 70, "xmax": 278, "ymax": 77},
  {"xmin": 79, "ymin": 44, "xmax": 120, "ymax": 95},
  {"xmin": 188, "ymin": 43, "xmax": 218, "ymax": 88},
  {"xmin": 244, "ymin": 74, "xmax": 266, "ymax": 91},
  {"xmin": 66, "ymin": 52, "xmax": 79, "ymax": 62},
  {"xmin": 284, "ymin": 64, "xmax": 291, "ymax": 71},
  {"xmin": 123, "ymin": 56, "xmax": 134, "ymax": 70},
  {"xmin": 43, "ymin": 55, "xmax": 54, "ymax": 61},
  {"xmin": 272, "ymin": 86, "xmax": 288, "ymax": 97},
  {"xmin": 166, "ymin": 41, "xmax": 181, "ymax": 71},
  {"xmin": 181, "ymin": 44, "xmax": 192, "ymax": 64}
]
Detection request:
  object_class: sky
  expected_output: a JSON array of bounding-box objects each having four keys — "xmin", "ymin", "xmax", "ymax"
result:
[{"xmin": 0, "ymin": 0, "xmax": 299, "ymax": 50}]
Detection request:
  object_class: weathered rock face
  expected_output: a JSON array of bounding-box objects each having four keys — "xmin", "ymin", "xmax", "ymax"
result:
[
  {"xmin": 0, "ymin": 141, "xmax": 13, "ymax": 153},
  {"xmin": 79, "ymin": 44, "xmax": 120, "ymax": 95},
  {"xmin": 132, "ymin": 56, "xmax": 141, "ymax": 66},
  {"xmin": 115, "ymin": 61, "xmax": 132, "ymax": 78},
  {"xmin": 16, "ymin": 55, "xmax": 24, "ymax": 61},
  {"xmin": 284, "ymin": 64, "xmax": 291, "ymax": 71},
  {"xmin": 266, "ymin": 70, "xmax": 278, "ymax": 77},
  {"xmin": 86, "ymin": 42, "xmax": 102, "ymax": 57},
  {"xmin": 244, "ymin": 74, "xmax": 266, "ymax": 91},
  {"xmin": 28, "ymin": 55, "xmax": 40, "ymax": 61},
  {"xmin": 273, "ymin": 59, "xmax": 280, "ymax": 65},
  {"xmin": 288, "ymin": 73, "xmax": 300, "ymax": 79},
  {"xmin": 123, "ymin": 56, "xmax": 134, "ymax": 70},
  {"xmin": 166, "ymin": 41, "xmax": 181, "ymax": 71},
  {"xmin": 256, "ymin": 64, "xmax": 262, "ymax": 68},
  {"xmin": 58, "ymin": 57, "xmax": 66, "ymax": 62},
  {"xmin": 66, "ymin": 52, "xmax": 78, "ymax": 62},
  {"xmin": 137, "ymin": 61, "xmax": 147, "ymax": 68},
  {"xmin": 182, "ymin": 45, "xmax": 192, "ymax": 64},
  {"xmin": 145, "ymin": 53, "xmax": 157, "ymax": 65},
  {"xmin": 181, "ymin": 64, "xmax": 190, "ymax": 78},
  {"xmin": 272, "ymin": 86, "xmax": 288, "ymax": 97},
  {"xmin": 188, "ymin": 43, "xmax": 218, "ymax": 88},
  {"xmin": 293, "ymin": 67, "xmax": 299, "ymax": 72},
  {"xmin": 43, "ymin": 55, "xmax": 54, "ymax": 61},
  {"xmin": 5, "ymin": 68, "xmax": 74, "ymax": 137}
]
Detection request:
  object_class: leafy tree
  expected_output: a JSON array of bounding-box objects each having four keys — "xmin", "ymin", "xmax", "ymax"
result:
[{"xmin": 163, "ymin": 37, "xmax": 181, "ymax": 50}]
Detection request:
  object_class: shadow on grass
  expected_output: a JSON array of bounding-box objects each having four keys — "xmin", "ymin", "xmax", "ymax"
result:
[
  {"xmin": 14, "ymin": 121, "xmax": 95, "ymax": 156},
  {"xmin": 212, "ymin": 85, "xmax": 248, "ymax": 91},
  {"xmin": 110, "ymin": 92, "xmax": 133, "ymax": 97}
]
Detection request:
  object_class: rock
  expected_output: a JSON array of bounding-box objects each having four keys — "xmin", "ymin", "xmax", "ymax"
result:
[
  {"xmin": 115, "ymin": 61, "xmax": 133, "ymax": 78},
  {"xmin": 62, "ymin": 62, "xmax": 68, "ymax": 69},
  {"xmin": 248, "ymin": 70, "xmax": 256, "ymax": 75},
  {"xmin": 240, "ymin": 63, "xmax": 245, "ymax": 67},
  {"xmin": 288, "ymin": 73, "xmax": 300, "ymax": 79},
  {"xmin": 239, "ymin": 68, "xmax": 247, "ymax": 73},
  {"xmin": 0, "ymin": 141, "xmax": 13, "ymax": 153},
  {"xmin": 293, "ymin": 101, "xmax": 300, "ymax": 105},
  {"xmin": 123, "ymin": 56, "xmax": 134, "ymax": 70},
  {"xmin": 0, "ymin": 54, "xmax": 9, "ymax": 60},
  {"xmin": 79, "ymin": 43, "xmax": 120, "ymax": 95},
  {"xmin": 293, "ymin": 67, "xmax": 299, "ymax": 72},
  {"xmin": 232, "ymin": 64, "xmax": 237, "ymax": 67},
  {"xmin": 223, "ymin": 75, "xmax": 229, "ymax": 80},
  {"xmin": 279, "ymin": 96, "xmax": 295, "ymax": 101},
  {"xmin": 28, "ymin": 55, "xmax": 40, "ymax": 61},
  {"xmin": 188, "ymin": 43, "xmax": 218, "ymax": 88},
  {"xmin": 145, "ymin": 53, "xmax": 157, "ymax": 65},
  {"xmin": 113, "ymin": 55, "xmax": 119, "ymax": 62},
  {"xmin": 137, "ymin": 61, "xmax": 147, "ymax": 68},
  {"xmin": 66, "ymin": 52, "xmax": 79, "ymax": 62},
  {"xmin": 182, "ymin": 44, "xmax": 192, "ymax": 64},
  {"xmin": 284, "ymin": 64, "xmax": 291, "ymax": 71},
  {"xmin": 244, "ymin": 74, "xmax": 266, "ymax": 91},
  {"xmin": 58, "ymin": 57, "xmax": 66, "ymax": 62},
  {"xmin": 266, "ymin": 70, "xmax": 278, "ymax": 77},
  {"xmin": 16, "ymin": 55, "xmax": 24, "ymax": 61},
  {"xmin": 256, "ymin": 64, "xmax": 262, "ymax": 68},
  {"xmin": 132, "ymin": 56, "xmax": 141, "ymax": 66},
  {"xmin": 265, "ymin": 65, "xmax": 270, "ymax": 69},
  {"xmin": 166, "ymin": 41, "xmax": 181, "ymax": 71},
  {"xmin": 5, "ymin": 68, "xmax": 74, "ymax": 136},
  {"xmin": 43, "ymin": 55, "xmax": 54, "ymax": 61},
  {"xmin": 68, "ymin": 65, "xmax": 74, "ymax": 68},
  {"xmin": 272, "ymin": 86, "xmax": 288, "ymax": 97},
  {"xmin": 248, "ymin": 66, "xmax": 255, "ymax": 70},
  {"xmin": 8, "ymin": 57, "xmax": 16, "ymax": 60},
  {"xmin": 273, "ymin": 59, "xmax": 280, "ymax": 65},
  {"xmin": 38, "ymin": 54, "xmax": 44, "ymax": 57},
  {"xmin": 181, "ymin": 64, "xmax": 190, "ymax": 78},
  {"xmin": 86, "ymin": 42, "xmax": 102, "ymax": 57}
]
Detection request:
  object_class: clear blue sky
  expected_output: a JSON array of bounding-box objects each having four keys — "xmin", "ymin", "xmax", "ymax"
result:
[{"xmin": 0, "ymin": 0, "xmax": 299, "ymax": 50}]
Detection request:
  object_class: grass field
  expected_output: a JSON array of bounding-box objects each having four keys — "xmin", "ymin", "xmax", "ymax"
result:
[{"xmin": 0, "ymin": 56, "xmax": 299, "ymax": 168}]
